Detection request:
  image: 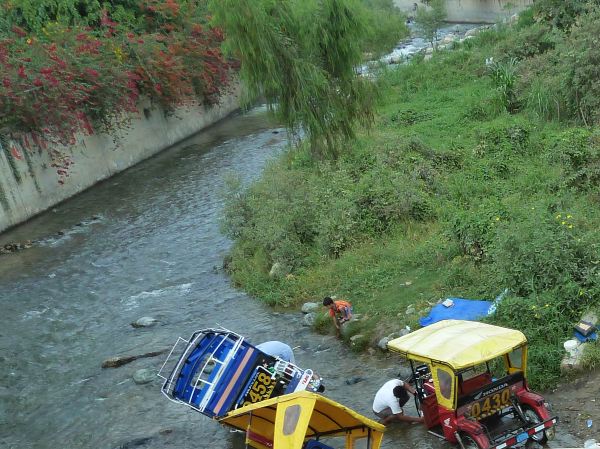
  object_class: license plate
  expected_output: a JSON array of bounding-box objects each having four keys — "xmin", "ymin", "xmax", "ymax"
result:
[
  {"xmin": 469, "ymin": 387, "xmax": 511, "ymax": 420},
  {"xmin": 516, "ymin": 432, "xmax": 528, "ymax": 443},
  {"xmin": 242, "ymin": 367, "xmax": 276, "ymax": 406}
]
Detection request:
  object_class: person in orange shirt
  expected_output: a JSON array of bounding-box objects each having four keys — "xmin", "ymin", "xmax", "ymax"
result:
[{"xmin": 322, "ymin": 296, "xmax": 353, "ymax": 335}]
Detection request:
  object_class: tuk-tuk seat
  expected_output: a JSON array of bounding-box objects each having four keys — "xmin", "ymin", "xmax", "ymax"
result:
[{"xmin": 458, "ymin": 372, "xmax": 492, "ymax": 396}]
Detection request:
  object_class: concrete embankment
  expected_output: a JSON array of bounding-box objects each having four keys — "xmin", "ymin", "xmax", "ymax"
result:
[
  {"xmin": 0, "ymin": 83, "xmax": 241, "ymax": 234},
  {"xmin": 393, "ymin": 0, "xmax": 533, "ymax": 23}
]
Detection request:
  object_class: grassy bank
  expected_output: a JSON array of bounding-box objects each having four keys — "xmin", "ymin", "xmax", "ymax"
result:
[{"xmin": 222, "ymin": 5, "xmax": 600, "ymax": 390}]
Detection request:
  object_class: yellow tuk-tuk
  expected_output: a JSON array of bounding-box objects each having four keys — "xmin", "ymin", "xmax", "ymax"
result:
[
  {"xmin": 218, "ymin": 390, "xmax": 386, "ymax": 449},
  {"xmin": 387, "ymin": 320, "xmax": 557, "ymax": 449}
]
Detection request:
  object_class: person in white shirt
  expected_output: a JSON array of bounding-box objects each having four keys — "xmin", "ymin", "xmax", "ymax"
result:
[
  {"xmin": 372, "ymin": 379, "xmax": 424, "ymax": 425},
  {"xmin": 256, "ymin": 341, "xmax": 296, "ymax": 364}
]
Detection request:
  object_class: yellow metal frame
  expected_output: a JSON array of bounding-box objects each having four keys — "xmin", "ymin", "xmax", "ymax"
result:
[{"xmin": 219, "ymin": 391, "xmax": 385, "ymax": 449}]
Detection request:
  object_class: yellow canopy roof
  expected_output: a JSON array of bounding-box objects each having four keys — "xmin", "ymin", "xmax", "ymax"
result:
[
  {"xmin": 387, "ymin": 320, "xmax": 527, "ymax": 370},
  {"xmin": 219, "ymin": 391, "xmax": 385, "ymax": 449}
]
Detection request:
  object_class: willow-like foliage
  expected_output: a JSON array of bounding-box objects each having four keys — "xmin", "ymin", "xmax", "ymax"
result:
[{"xmin": 209, "ymin": 0, "xmax": 377, "ymax": 158}]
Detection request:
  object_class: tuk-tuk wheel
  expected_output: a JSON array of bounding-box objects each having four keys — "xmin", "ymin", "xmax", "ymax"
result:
[
  {"xmin": 522, "ymin": 406, "xmax": 548, "ymax": 444},
  {"xmin": 459, "ymin": 434, "xmax": 481, "ymax": 449}
]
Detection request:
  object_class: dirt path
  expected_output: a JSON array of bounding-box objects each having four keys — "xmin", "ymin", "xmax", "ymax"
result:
[{"xmin": 545, "ymin": 369, "xmax": 600, "ymax": 445}]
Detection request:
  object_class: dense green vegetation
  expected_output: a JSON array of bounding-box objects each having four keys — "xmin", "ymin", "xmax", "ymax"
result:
[{"xmin": 222, "ymin": 0, "xmax": 600, "ymax": 390}]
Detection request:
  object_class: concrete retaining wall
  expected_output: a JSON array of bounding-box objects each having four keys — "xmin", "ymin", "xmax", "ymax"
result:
[
  {"xmin": 0, "ymin": 83, "xmax": 241, "ymax": 234},
  {"xmin": 394, "ymin": 0, "xmax": 533, "ymax": 23}
]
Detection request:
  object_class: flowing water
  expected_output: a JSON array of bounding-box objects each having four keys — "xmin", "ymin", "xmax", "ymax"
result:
[{"xmin": 1, "ymin": 28, "xmax": 576, "ymax": 449}]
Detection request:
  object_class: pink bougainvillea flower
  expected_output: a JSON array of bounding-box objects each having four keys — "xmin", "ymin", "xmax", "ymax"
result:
[
  {"xmin": 10, "ymin": 147, "xmax": 23, "ymax": 160},
  {"xmin": 84, "ymin": 68, "xmax": 100, "ymax": 78}
]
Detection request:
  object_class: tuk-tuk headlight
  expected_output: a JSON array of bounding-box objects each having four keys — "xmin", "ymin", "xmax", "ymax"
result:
[{"xmin": 543, "ymin": 401, "xmax": 552, "ymax": 411}]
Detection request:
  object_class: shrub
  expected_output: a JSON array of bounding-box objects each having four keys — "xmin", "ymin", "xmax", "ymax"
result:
[
  {"xmin": 445, "ymin": 198, "xmax": 506, "ymax": 261},
  {"xmin": 532, "ymin": 0, "xmax": 599, "ymax": 31},
  {"xmin": 544, "ymin": 128, "xmax": 600, "ymax": 190},
  {"xmin": 486, "ymin": 57, "xmax": 520, "ymax": 113},
  {"xmin": 496, "ymin": 22, "xmax": 556, "ymax": 60},
  {"xmin": 488, "ymin": 212, "xmax": 588, "ymax": 297}
]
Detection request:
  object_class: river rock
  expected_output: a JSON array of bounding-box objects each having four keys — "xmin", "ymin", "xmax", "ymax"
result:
[
  {"xmin": 301, "ymin": 302, "xmax": 319, "ymax": 314},
  {"xmin": 102, "ymin": 349, "xmax": 168, "ymax": 368},
  {"xmin": 269, "ymin": 262, "xmax": 286, "ymax": 279},
  {"xmin": 465, "ymin": 28, "xmax": 480, "ymax": 38},
  {"xmin": 345, "ymin": 376, "xmax": 365, "ymax": 385},
  {"xmin": 112, "ymin": 436, "xmax": 153, "ymax": 449},
  {"xmin": 303, "ymin": 312, "xmax": 316, "ymax": 327},
  {"xmin": 378, "ymin": 337, "xmax": 390, "ymax": 350},
  {"xmin": 133, "ymin": 368, "xmax": 155, "ymax": 385},
  {"xmin": 131, "ymin": 317, "xmax": 158, "ymax": 328}
]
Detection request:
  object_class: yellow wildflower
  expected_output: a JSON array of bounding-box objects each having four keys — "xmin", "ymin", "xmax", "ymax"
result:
[
  {"xmin": 568, "ymin": 224, "xmax": 573, "ymax": 229},
  {"xmin": 495, "ymin": 216, "xmax": 500, "ymax": 221},
  {"xmin": 567, "ymin": 214, "xmax": 572, "ymax": 219},
  {"xmin": 556, "ymin": 214, "xmax": 562, "ymax": 219},
  {"xmin": 561, "ymin": 221, "xmax": 566, "ymax": 225},
  {"xmin": 114, "ymin": 46, "xmax": 124, "ymax": 63}
]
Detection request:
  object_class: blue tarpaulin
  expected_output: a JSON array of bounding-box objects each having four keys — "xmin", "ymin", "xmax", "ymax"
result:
[{"xmin": 419, "ymin": 298, "xmax": 494, "ymax": 327}]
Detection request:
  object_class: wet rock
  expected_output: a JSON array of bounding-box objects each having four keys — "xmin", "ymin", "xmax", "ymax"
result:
[
  {"xmin": 131, "ymin": 317, "xmax": 158, "ymax": 328},
  {"xmin": 314, "ymin": 344, "xmax": 332, "ymax": 353},
  {"xmin": 102, "ymin": 349, "xmax": 168, "ymax": 368},
  {"xmin": 345, "ymin": 376, "xmax": 365, "ymax": 385},
  {"xmin": 112, "ymin": 436, "xmax": 153, "ymax": 449},
  {"xmin": 133, "ymin": 369, "xmax": 155, "ymax": 385},
  {"xmin": 303, "ymin": 312, "xmax": 316, "ymax": 327},
  {"xmin": 301, "ymin": 302, "xmax": 319, "ymax": 314},
  {"xmin": 378, "ymin": 337, "xmax": 390, "ymax": 350}
]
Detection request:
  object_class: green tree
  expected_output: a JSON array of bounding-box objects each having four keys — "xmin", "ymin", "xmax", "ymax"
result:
[
  {"xmin": 415, "ymin": 0, "xmax": 447, "ymax": 49},
  {"xmin": 208, "ymin": 0, "xmax": 377, "ymax": 158}
]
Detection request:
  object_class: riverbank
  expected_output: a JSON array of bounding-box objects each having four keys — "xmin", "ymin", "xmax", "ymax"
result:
[
  {"xmin": 0, "ymin": 83, "xmax": 241, "ymax": 234},
  {"xmin": 221, "ymin": 3, "xmax": 600, "ymax": 393}
]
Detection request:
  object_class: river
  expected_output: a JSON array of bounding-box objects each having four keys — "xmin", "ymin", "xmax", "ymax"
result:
[
  {"xmin": 1, "ymin": 27, "xmax": 575, "ymax": 449},
  {"xmin": 0, "ymin": 106, "xmax": 433, "ymax": 449}
]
